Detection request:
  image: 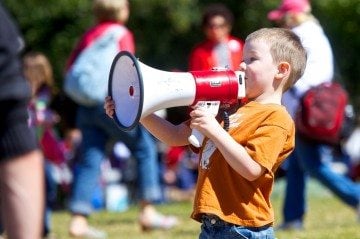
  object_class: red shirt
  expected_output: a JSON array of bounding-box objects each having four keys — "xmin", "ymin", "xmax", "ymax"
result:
[{"xmin": 188, "ymin": 36, "xmax": 244, "ymax": 71}]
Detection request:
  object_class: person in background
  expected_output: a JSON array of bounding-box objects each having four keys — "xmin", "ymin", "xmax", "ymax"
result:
[
  {"xmin": 106, "ymin": 27, "xmax": 307, "ymax": 239},
  {"xmin": 268, "ymin": 0, "xmax": 360, "ymax": 230},
  {"xmin": 66, "ymin": 0, "xmax": 177, "ymax": 238},
  {"xmin": 23, "ymin": 51, "xmax": 65, "ymax": 239},
  {"xmin": 188, "ymin": 3, "xmax": 244, "ymax": 71},
  {"xmin": 0, "ymin": 3, "xmax": 44, "ymax": 239}
]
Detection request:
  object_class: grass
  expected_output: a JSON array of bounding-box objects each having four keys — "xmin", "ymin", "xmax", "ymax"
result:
[{"xmin": 52, "ymin": 179, "xmax": 360, "ymax": 239}]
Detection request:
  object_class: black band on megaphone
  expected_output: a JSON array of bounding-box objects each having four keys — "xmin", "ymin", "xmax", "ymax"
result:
[{"xmin": 108, "ymin": 51, "xmax": 144, "ymax": 131}]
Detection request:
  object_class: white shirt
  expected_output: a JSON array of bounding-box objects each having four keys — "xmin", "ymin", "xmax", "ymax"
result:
[{"xmin": 282, "ymin": 20, "xmax": 334, "ymax": 117}]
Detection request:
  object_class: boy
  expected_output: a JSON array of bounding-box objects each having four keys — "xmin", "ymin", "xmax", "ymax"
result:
[{"xmin": 105, "ymin": 27, "xmax": 307, "ymax": 238}]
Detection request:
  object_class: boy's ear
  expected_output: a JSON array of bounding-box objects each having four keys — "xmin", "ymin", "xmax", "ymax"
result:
[{"xmin": 275, "ymin": 62, "xmax": 290, "ymax": 80}]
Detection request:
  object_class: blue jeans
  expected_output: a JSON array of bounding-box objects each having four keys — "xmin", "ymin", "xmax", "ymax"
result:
[
  {"xmin": 44, "ymin": 161, "xmax": 58, "ymax": 236},
  {"xmin": 199, "ymin": 215, "xmax": 274, "ymax": 239},
  {"xmin": 283, "ymin": 135, "xmax": 360, "ymax": 222},
  {"xmin": 69, "ymin": 105, "xmax": 161, "ymax": 215}
]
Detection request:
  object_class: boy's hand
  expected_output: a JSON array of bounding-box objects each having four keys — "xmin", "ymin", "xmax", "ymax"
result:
[
  {"xmin": 189, "ymin": 108, "xmax": 222, "ymax": 138},
  {"xmin": 104, "ymin": 96, "xmax": 115, "ymax": 118}
]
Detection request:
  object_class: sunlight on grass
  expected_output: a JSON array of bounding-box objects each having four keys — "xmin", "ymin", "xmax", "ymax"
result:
[{"xmin": 52, "ymin": 179, "xmax": 360, "ymax": 239}]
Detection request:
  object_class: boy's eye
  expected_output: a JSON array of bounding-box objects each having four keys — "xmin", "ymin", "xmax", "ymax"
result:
[{"xmin": 243, "ymin": 57, "xmax": 257, "ymax": 64}]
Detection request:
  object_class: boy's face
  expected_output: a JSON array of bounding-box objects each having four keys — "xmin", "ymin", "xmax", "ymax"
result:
[{"xmin": 240, "ymin": 39, "xmax": 278, "ymax": 100}]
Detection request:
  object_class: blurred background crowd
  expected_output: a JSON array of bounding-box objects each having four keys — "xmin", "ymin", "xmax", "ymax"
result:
[{"xmin": 0, "ymin": 0, "xmax": 359, "ymax": 239}]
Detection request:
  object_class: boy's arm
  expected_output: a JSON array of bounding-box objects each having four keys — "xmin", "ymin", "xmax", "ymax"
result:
[
  {"xmin": 104, "ymin": 96, "xmax": 191, "ymax": 146},
  {"xmin": 141, "ymin": 114, "xmax": 191, "ymax": 146},
  {"xmin": 211, "ymin": 128, "xmax": 265, "ymax": 181}
]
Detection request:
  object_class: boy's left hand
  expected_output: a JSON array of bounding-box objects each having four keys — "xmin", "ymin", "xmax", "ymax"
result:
[{"xmin": 104, "ymin": 96, "xmax": 115, "ymax": 118}]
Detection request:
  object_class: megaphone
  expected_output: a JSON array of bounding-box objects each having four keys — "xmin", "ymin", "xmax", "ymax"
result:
[{"xmin": 108, "ymin": 51, "xmax": 245, "ymax": 147}]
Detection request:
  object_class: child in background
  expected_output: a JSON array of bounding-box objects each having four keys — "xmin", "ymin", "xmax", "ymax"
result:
[
  {"xmin": 105, "ymin": 27, "xmax": 307, "ymax": 238},
  {"xmin": 23, "ymin": 51, "xmax": 64, "ymax": 239}
]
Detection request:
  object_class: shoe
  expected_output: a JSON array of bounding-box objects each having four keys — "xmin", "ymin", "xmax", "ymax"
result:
[
  {"xmin": 276, "ymin": 219, "xmax": 303, "ymax": 231},
  {"xmin": 82, "ymin": 226, "xmax": 106, "ymax": 239},
  {"xmin": 69, "ymin": 215, "xmax": 107, "ymax": 239},
  {"xmin": 69, "ymin": 226, "xmax": 106, "ymax": 239},
  {"xmin": 139, "ymin": 209, "xmax": 178, "ymax": 231}
]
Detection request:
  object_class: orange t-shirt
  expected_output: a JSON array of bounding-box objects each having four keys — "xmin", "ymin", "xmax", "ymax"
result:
[{"xmin": 191, "ymin": 101, "xmax": 295, "ymax": 227}]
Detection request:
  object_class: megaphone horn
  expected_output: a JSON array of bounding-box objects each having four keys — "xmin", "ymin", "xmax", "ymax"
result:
[{"xmin": 108, "ymin": 51, "xmax": 245, "ymax": 133}]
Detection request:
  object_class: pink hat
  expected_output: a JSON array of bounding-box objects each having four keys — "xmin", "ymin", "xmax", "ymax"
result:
[{"xmin": 267, "ymin": 0, "xmax": 310, "ymax": 21}]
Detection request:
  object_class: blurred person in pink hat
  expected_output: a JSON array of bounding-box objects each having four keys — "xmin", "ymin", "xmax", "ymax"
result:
[
  {"xmin": 268, "ymin": 0, "xmax": 360, "ymax": 231},
  {"xmin": 267, "ymin": 0, "xmax": 311, "ymax": 23}
]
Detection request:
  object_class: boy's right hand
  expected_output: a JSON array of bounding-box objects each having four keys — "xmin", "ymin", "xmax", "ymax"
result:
[{"xmin": 104, "ymin": 96, "xmax": 115, "ymax": 118}]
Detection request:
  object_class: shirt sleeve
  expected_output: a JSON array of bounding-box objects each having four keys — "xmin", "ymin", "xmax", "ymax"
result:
[
  {"xmin": 118, "ymin": 31, "xmax": 135, "ymax": 54},
  {"xmin": 188, "ymin": 49, "xmax": 199, "ymax": 71},
  {"xmin": 245, "ymin": 124, "xmax": 290, "ymax": 172}
]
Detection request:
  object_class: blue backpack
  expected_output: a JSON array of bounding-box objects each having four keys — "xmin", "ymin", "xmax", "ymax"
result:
[{"xmin": 64, "ymin": 25, "xmax": 126, "ymax": 106}]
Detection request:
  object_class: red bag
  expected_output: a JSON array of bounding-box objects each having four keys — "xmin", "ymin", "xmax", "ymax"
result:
[
  {"xmin": 295, "ymin": 82, "xmax": 348, "ymax": 145},
  {"xmin": 40, "ymin": 128, "xmax": 66, "ymax": 165}
]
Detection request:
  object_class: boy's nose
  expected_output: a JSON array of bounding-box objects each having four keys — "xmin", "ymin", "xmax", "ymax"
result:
[{"xmin": 239, "ymin": 62, "xmax": 246, "ymax": 71}]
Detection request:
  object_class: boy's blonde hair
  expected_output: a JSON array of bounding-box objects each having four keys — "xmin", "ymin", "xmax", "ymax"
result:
[
  {"xmin": 246, "ymin": 28, "xmax": 307, "ymax": 91},
  {"xmin": 93, "ymin": 0, "xmax": 128, "ymax": 23}
]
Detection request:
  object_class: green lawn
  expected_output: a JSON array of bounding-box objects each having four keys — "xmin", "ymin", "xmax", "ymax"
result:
[{"xmin": 52, "ymin": 179, "xmax": 360, "ymax": 239}]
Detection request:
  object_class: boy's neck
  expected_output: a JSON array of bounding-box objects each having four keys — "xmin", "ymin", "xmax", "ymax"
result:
[{"xmin": 253, "ymin": 92, "xmax": 282, "ymax": 105}]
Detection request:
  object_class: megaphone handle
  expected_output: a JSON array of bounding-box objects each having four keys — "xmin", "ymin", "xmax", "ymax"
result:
[
  {"xmin": 188, "ymin": 129, "xmax": 204, "ymax": 148},
  {"xmin": 187, "ymin": 101, "xmax": 220, "ymax": 148}
]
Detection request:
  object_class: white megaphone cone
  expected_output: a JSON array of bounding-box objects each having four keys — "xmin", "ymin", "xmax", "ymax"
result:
[{"xmin": 108, "ymin": 51, "xmax": 245, "ymax": 147}]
